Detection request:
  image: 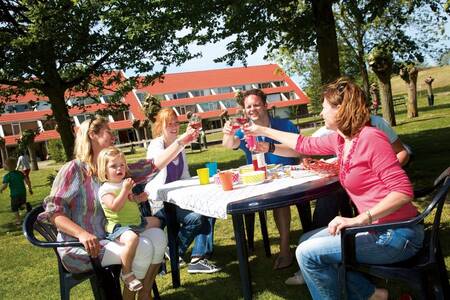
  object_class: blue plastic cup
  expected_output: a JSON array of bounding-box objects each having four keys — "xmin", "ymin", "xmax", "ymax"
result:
[{"xmin": 205, "ymin": 162, "xmax": 218, "ymax": 177}]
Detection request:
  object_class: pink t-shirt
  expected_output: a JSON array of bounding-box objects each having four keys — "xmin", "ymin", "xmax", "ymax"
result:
[{"xmin": 295, "ymin": 126, "xmax": 417, "ymax": 224}]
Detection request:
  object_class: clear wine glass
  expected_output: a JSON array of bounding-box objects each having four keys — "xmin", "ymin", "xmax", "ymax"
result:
[{"xmin": 189, "ymin": 113, "xmax": 202, "ymax": 130}]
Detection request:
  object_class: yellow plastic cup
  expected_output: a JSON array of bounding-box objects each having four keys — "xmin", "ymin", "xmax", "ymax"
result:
[{"xmin": 196, "ymin": 168, "xmax": 210, "ymax": 185}]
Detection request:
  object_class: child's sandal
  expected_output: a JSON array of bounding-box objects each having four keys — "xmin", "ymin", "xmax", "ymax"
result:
[{"xmin": 121, "ymin": 271, "xmax": 143, "ymax": 292}]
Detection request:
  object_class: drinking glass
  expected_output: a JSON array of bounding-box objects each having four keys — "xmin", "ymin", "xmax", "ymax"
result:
[{"xmin": 189, "ymin": 113, "xmax": 202, "ymax": 130}]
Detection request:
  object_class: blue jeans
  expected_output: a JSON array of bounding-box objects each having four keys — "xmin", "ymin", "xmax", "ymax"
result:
[
  {"xmin": 191, "ymin": 217, "xmax": 216, "ymax": 258},
  {"xmin": 296, "ymin": 224, "xmax": 424, "ymax": 300},
  {"xmin": 155, "ymin": 207, "xmax": 209, "ymax": 258}
]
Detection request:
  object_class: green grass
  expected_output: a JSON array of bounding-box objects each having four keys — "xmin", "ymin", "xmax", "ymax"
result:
[{"xmin": 1, "ymin": 90, "xmax": 450, "ymax": 299}]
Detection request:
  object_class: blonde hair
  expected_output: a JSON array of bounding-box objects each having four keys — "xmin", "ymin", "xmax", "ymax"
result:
[
  {"xmin": 152, "ymin": 108, "xmax": 178, "ymax": 137},
  {"xmin": 74, "ymin": 115, "xmax": 109, "ymax": 176},
  {"xmin": 322, "ymin": 77, "xmax": 370, "ymax": 138},
  {"xmin": 97, "ymin": 146, "xmax": 129, "ymax": 182},
  {"xmin": 5, "ymin": 157, "xmax": 17, "ymax": 171}
]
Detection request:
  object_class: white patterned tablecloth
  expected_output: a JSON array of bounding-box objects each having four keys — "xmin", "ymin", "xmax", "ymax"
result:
[{"xmin": 157, "ymin": 172, "xmax": 324, "ymax": 219}]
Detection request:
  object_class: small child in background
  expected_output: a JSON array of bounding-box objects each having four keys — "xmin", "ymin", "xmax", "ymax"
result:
[
  {"xmin": 16, "ymin": 152, "xmax": 32, "ymax": 185},
  {"xmin": 1, "ymin": 157, "xmax": 33, "ymax": 225},
  {"xmin": 97, "ymin": 146, "xmax": 160, "ymax": 292}
]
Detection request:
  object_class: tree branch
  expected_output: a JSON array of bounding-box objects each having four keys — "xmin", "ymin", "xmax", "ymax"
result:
[{"xmin": 63, "ymin": 46, "xmax": 120, "ymax": 89}]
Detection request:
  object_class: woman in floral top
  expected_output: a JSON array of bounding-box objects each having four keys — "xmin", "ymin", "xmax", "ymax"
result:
[
  {"xmin": 244, "ymin": 78, "xmax": 423, "ymax": 300},
  {"xmin": 41, "ymin": 116, "xmax": 198, "ymax": 300}
]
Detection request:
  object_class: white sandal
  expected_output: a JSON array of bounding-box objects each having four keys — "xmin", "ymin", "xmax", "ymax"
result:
[{"xmin": 121, "ymin": 271, "xmax": 143, "ymax": 291}]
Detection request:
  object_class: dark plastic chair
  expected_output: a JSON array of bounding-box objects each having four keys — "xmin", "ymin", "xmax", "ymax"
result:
[
  {"xmin": 24, "ymin": 205, "xmax": 160, "ymax": 300},
  {"xmin": 339, "ymin": 168, "xmax": 450, "ymax": 300}
]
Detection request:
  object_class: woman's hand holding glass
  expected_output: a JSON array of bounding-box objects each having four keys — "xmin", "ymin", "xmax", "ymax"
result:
[
  {"xmin": 251, "ymin": 141, "xmax": 269, "ymax": 153},
  {"xmin": 179, "ymin": 124, "xmax": 199, "ymax": 145},
  {"xmin": 222, "ymin": 120, "xmax": 236, "ymax": 135},
  {"xmin": 242, "ymin": 121, "xmax": 263, "ymax": 137}
]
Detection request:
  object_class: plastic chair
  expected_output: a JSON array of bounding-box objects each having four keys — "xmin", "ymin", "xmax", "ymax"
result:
[
  {"xmin": 339, "ymin": 168, "xmax": 450, "ymax": 300},
  {"xmin": 24, "ymin": 205, "xmax": 161, "ymax": 300}
]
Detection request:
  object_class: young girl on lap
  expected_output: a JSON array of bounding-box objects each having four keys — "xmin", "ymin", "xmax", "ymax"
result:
[{"xmin": 98, "ymin": 146, "xmax": 160, "ymax": 291}]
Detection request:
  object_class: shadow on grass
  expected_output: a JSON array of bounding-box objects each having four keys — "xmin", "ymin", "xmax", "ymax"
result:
[{"xmin": 158, "ymin": 235, "xmax": 311, "ymax": 299}]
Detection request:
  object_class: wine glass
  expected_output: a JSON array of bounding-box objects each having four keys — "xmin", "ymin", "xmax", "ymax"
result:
[
  {"xmin": 189, "ymin": 113, "xmax": 202, "ymax": 130},
  {"xmin": 234, "ymin": 109, "xmax": 249, "ymax": 127}
]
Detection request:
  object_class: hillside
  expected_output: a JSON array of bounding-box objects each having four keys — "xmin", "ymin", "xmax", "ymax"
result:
[{"xmin": 390, "ymin": 65, "xmax": 450, "ymax": 96}]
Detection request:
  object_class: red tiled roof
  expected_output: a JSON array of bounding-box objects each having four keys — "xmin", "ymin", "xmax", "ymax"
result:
[
  {"xmin": 138, "ymin": 64, "xmax": 292, "ymax": 94},
  {"xmin": 1, "ymin": 71, "xmax": 125, "ymax": 104}
]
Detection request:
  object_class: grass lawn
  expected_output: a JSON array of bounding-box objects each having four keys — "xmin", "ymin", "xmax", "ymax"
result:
[{"xmin": 0, "ymin": 92, "xmax": 449, "ymax": 299}]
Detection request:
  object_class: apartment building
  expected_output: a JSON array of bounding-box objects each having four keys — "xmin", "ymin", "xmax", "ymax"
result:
[{"xmin": 0, "ymin": 64, "xmax": 308, "ymax": 160}]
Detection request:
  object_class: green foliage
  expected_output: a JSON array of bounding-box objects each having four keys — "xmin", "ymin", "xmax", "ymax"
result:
[
  {"xmin": 0, "ymin": 0, "xmax": 214, "ymax": 159},
  {"xmin": 47, "ymin": 172, "xmax": 57, "ymax": 187},
  {"xmin": 47, "ymin": 140, "xmax": 66, "ymax": 163}
]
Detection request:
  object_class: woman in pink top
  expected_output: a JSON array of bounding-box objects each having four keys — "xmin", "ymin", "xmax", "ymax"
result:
[{"xmin": 244, "ymin": 78, "xmax": 423, "ymax": 300}]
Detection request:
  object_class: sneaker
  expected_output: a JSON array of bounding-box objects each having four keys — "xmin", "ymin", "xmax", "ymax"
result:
[
  {"xmin": 285, "ymin": 272, "xmax": 305, "ymax": 285},
  {"xmin": 164, "ymin": 248, "xmax": 186, "ymax": 267},
  {"xmin": 187, "ymin": 259, "xmax": 221, "ymax": 274}
]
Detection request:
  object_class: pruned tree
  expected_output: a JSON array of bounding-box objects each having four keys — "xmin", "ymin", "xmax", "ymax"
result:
[
  {"xmin": 368, "ymin": 48, "xmax": 396, "ymax": 126},
  {"xmin": 141, "ymin": 94, "xmax": 162, "ymax": 139},
  {"xmin": 424, "ymin": 76, "xmax": 435, "ymax": 106},
  {"xmin": 335, "ymin": 0, "xmax": 447, "ymax": 99},
  {"xmin": 0, "ymin": 1, "xmax": 211, "ymax": 160},
  {"xmin": 399, "ymin": 64, "xmax": 419, "ymax": 118}
]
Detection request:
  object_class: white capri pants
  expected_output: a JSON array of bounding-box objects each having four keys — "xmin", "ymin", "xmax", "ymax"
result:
[{"xmin": 100, "ymin": 227, "xmax": 167, "ymax": 279}]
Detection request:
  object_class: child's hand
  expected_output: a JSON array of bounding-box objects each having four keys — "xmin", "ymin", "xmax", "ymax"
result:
[
  {"xmin": 28, "ymin": 188, "xmax": 33, "ymax": 195},
  {"xmin": 123, "ymin": 178, "xmax": 135, "ymax": 192},
  {"xmin": 129, "ymin": 191, "xmax": 149, "ymax": 203}
]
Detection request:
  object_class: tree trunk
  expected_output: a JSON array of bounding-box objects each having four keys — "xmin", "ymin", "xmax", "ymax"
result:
[
  {"xmin": 359, "ymin": 56, "xmax": 370, "ymax": 100},
  {"xmin": 27, "ymin": 145, "xmax": 39, "ymax": 171},
  {"xmin": 0, "ymin": 146, "xmax": 7, "ymax": 168},
  {"xmin": 377, "ymin": 75, "xmax": 396, "ymax": 126},
  {"xmin": 312, "ymin": 0, "xmax": 341, "ymax": 84},
  {"xmin": 407, "ymin": 67, "xmax": 419, "ymax": 118},
  {"xmin": 46, "ymin": 88, "xmax": 75, "ymax": 161}
]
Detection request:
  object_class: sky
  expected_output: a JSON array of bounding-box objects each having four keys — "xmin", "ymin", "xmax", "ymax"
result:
[{"xmin": 142, "ymin": 18, "xmax": 450, "ymax": 87}]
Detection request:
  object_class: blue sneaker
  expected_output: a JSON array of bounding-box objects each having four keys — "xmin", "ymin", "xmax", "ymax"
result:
[{"xmin": 187, "ymin": 259, "xmax": 221, "ymax": 274}]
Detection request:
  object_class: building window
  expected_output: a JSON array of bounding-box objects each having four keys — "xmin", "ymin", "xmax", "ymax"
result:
[
  {"xmin": 76, "ymin": 114, "xmax": 95, "ymax": 124},
  {"xmin": 2, "ymin": 124, "xmax": 13, "ymax": 136},
  {"xmin": 4, "ymin": 103, "xmax": 32, "ymax": 113},
  {"xmin": 199, "ymin": 102, "xmax": 220, "ymax": 112},
  {"xmin": 172, "ymin": 92, "xmax": 189, "ymax": 100},
  {"xmin": 272, "ymin": 81, "xmax": 285, "ymax": 87},
  {"xmin": 216, "ymin": 87, "xmax": 232, "ymax": 94},
  {"xmin": 234, "ymin": 85, "xmax": 246, "ymax": 92},
  {"xmin": 257, "ymin": 82, "xmax": 272, "ymax": 89},
  {"xmin": 111, "ymin": 110, "xmax": 130, "ymax": 121},
  {"xmin": 21, "ymin": 121, "xmax": 39, "ymax": 132},
  {"xmin": 222, "ymin": 99, "xmax": 239, "ymax": 108},
  {"xmin": 190, "ymin": 90, "xmax": 205, "ymax": 97},
  {"xmin": 35, "ymin": 101, "xmax": 51, "ymax": 111},
  {"xmin": 267, "ymin": 93, "xmax": 282, "ymax": 103}
]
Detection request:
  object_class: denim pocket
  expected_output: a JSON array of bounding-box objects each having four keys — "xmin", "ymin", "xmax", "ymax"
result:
[{"xmin": 375, "ymin": 226, "xmax": 423, "ymax": 262}]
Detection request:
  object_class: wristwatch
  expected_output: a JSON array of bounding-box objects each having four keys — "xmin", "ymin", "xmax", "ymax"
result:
[{"xmin": 268, "ymin": 142, "xmax": 275, "ymax": 153}]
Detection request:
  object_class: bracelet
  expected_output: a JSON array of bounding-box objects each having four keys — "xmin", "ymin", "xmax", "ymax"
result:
[
  {"xmin": 268, "ymin": 142, "xmax": 275, "ymax": 153},
  {"xmin": 176, "ymin": 139, "xmax": 185, "ymax": 148},
  {"xmin": 365, "ymin": 210, "xmax": 373, "ymax": 224}
]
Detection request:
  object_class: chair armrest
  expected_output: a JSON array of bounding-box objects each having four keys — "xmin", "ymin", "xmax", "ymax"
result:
[{"xmin": 23, "ymin": 206, "xmax": 85, "ymax": 249}]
